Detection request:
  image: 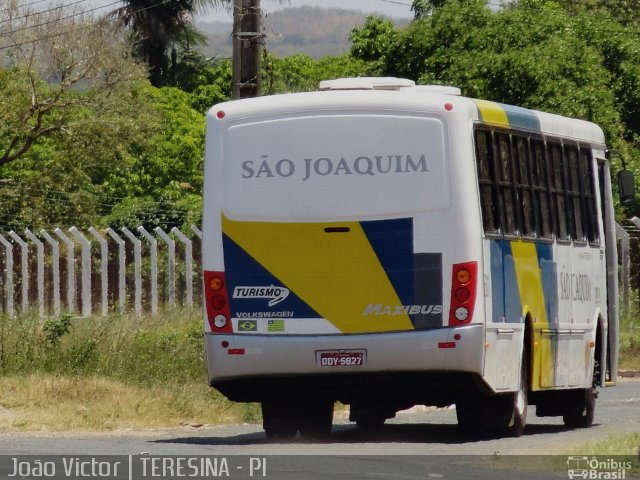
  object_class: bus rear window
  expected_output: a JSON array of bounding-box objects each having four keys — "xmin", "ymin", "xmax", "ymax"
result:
[{"xmin": 223, "ymin": 115, "xmax": 450, "ymax": 220}]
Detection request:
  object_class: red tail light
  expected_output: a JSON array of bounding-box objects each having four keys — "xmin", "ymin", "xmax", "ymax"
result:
[
  {"xmin": 204, "ymin": 270, "xmax": 233, "ymax": 333},
  {"xmin": 448, "ymin": 261, "xmax": 477, "ymax": 326}
]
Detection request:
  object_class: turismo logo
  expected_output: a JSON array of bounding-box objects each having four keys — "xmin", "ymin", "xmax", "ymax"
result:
[{"xmin": 233, "ymin": 286, "xmax": 290, "ymax": 307}]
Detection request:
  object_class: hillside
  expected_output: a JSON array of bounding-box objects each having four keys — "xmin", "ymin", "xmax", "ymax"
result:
[{"xmin": 197, "ymin": 6, "xmax": 408, "ymax": 59}]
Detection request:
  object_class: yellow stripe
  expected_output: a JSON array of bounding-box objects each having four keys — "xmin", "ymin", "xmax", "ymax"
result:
[
  {"xmin": 222, "ymin": 216, "xmax": 414, "ymax": 333},
  {"xmin": 474, "ymin": 99, "xmax": 509, "ymax": 128},
  {"xmin": 510, "ymin": 241, "xmax": 553, "ymax": 390}
]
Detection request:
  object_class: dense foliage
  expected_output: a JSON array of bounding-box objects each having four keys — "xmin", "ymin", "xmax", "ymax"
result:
[
  {"xmin": 3, "ymin": 0, "xmax": 640, "ymax": 231},
  {"xmin": 351, "ymin": 0, "xmax": 640, "ymax": 216}
]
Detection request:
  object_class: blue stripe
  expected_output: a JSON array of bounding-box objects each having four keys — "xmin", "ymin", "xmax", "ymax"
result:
[
  {"xmin": 491, "ymin": 240, "xmax": 523, "ymax": 323},
  {"xmin": 222, "ymin": 234, "xmax": 321, "ymax": 319},
  {"xmin": 536, "ymin": 243, "xmax": 558, "ymax": 327},
  {"xmin": 360, "ymin": 218, "xmax": 414, "ymax": 307},
  {"xmin": 500, "ymin": 103, "xmax": 541, "ymax": 132}
]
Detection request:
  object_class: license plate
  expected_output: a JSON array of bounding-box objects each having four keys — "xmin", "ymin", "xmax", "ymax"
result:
[{"xmin": 316, "ymin": 350, "xmax": 366, "ymax": 367}]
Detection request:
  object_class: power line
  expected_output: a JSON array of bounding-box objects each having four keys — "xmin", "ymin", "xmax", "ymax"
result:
[
  {"xmin": 0, "ymin": 0, "xmax": 51, "ymax": 14},
  {"xmin": 0, "ymin": 193, "xmax": 196, "ymax": 225},
  {"xmin": 378, "ymin": 0, "xmax": 413, "ymax": 6},
  {"xmin": 1, "ymin": 1, "xmax": 120, "ymax": 36},
  {"xmin": 0, "ymin": 0, "xmax": 93, "ymax": 26},
  {"xmin": 0, "ymin": 0, "xmax": 173, "ymax": 50}
]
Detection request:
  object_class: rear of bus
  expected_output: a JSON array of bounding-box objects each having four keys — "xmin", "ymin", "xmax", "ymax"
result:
[{"xmin": 202, "ymin": 80, "xmax": 487, "ymax": 433}]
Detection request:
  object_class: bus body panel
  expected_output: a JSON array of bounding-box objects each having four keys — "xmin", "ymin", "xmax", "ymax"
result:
[
  {"xmin": 203, "ymin": 83, "xmax": 617, "ymax": 408},
  {"xmin": 206, "ymin": 325, "xmax": 485, "ymax": 397}
]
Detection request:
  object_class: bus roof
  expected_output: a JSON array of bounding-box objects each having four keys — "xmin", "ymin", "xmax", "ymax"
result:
[{"xmin": 210, "ymin": 77, "xmax": 605, "ymax": 145}]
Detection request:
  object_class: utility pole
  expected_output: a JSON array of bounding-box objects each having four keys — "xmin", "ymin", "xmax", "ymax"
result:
[{"xmin": 232, "ymin": 0, "xmax": 261, "ymax": 99}]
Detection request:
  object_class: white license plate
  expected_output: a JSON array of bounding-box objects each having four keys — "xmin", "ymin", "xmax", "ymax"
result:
[{"xmin": 316, "ymin": 350, "xmax": 366, "ymax": 367}]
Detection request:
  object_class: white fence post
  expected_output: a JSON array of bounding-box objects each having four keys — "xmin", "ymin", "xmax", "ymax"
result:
[
  {"xmin": 25, "ymin": 230, "xmax": 45, "ymax": 317},
  {"xmin": 138, "ymin": 227, "xmax": 158, "ymax": 315},
  {"xmin": 0, "ymin": 224, "xmax": 204, "ymax": 316},
  {"xmin": 55, "ymin": 228, "xmax": 75, "ymax": 314},
  {"xmin": 89, "ymin": 228, "xmax": 109, "ymax": 316},
  {"xmin": 172, "ymin": 227, "xmax": 193, "ymax": 308},
  {"xmin": 40, "ymin": 230, "xmax": 61, "ymax": 316},
  {"xmin": 0, "ymin": 234, "xmax": 14, "ymax": 317},
  {"xmin": 69, "ymin": 227, "xmax": 91, "ymax": 318},
  {"xmin": 122, "ymin": 228, "xmax": 142, "ymax": 316},
  {"xmin": 155, "ymin": 227, "xmax": 175, "ymax": 307},
  {"xmin": 106, "ymin": 228, "xmax": 126, "ymax": 314},
  {"xmin": 9, "ymin": 231, "xmax": 29, "ymax": 313}
]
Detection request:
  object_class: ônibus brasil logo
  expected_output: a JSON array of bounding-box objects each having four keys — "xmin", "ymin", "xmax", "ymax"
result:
[
  {"xmin": 233, "ymin": 286, "xmax": 290, "ymax": 307},
  {"xmin": 567, "ymin": 456, "xmax": 632, "ymax": 479}
]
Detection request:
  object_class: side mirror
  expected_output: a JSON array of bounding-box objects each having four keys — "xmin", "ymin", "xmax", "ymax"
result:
[{"xmin": 618, "ymin": 170, "xmax": 635, "ymax": 205}]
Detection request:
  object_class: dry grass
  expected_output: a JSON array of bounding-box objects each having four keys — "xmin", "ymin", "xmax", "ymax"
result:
[{"xmin": 0, "ymin": 374, "xmax": 257, "ymax": 432}]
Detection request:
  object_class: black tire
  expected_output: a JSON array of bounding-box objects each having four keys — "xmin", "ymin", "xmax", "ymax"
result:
[
  {"xmin": 261, "ymin": 401, "xmax": 298, "ymax": 440},
  {"xmin": 457, "ymin": 355, "xmax": 528, "ymax": 437},
  {"xmin": 455, "ymin": 401, "xmax": 483, "ymax": 433},
  {"xmin": 355, "ymin": 414, "xmax": 386, "ymax": 430},
  {"xmin": 563, "ymin": 388, "xmax": 596, "ymax": 428},
  {"xmin": 298, "ymin": 401, "xmax": 334, "ymax": 440}
]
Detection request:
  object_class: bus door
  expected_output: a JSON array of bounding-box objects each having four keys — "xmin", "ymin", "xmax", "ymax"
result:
[{"xmin": 597, "ymin": 158, "xmax": 618, "ymax": 384}]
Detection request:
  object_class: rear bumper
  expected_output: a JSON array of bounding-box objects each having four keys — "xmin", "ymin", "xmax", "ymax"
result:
[{"xmin": 205, "ymin": 324, "xmax": 486, "ymax": 403}]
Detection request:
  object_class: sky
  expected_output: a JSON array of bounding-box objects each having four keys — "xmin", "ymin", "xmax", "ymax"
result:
[
  {"xmin": 82, "ymin": 0, "xmax": 413, "ymax": 22},
  {"xmin": 204, "ymin": 0, "xmax": 413, "ymax": 22}
]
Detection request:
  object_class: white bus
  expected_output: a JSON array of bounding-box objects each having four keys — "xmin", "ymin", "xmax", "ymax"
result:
[{"xmin": 202, "ymin": 77, "xmax": 624, "ymax": 438}]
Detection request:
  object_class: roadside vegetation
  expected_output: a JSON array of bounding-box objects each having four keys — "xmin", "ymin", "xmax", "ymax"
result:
[
  {"xmin": 0, "ymin": 304, "xmax": 637, "ymax": 432},
  {"xmin": 620, "ymin": 301, "xmax": 640, "ymax": 371},
  {"xmin": 566, "ymin": 433, "xmax": 640, "ymax": 456},
  {"xmin": 0, "ymin": 310, "xmax": 260, "ymax": 431}
]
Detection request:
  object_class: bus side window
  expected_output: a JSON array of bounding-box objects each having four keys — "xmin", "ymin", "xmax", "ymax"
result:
[
  {"xmin": 530, "ymin": 138, "xmax": 553, "ymax": 239},
  {"xmin": 547, "ymin": 141, "xmax": 570, "ymax": 241},
  {"xmin": 580, "ymin": 147, "xmax": 599, "ymax": 244},
  {"xmin": 495, "ymin": 132, "xmax": 518, "ymax": 236},
  {"xmin": 566, "ymin": 144, "xmax": 585, "ymax": 242},
  {"xmin": 474, "ymin": 128, "xmax": 500, "ymax": 235},
  {"xmin": 513, "ymin": 135, "xmax": 535, "ymax": 237}
]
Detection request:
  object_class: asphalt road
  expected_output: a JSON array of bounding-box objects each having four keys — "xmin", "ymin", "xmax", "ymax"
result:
[{"xmin": 0, "ymin": 379, "xmax": 638, "ymax": 479}]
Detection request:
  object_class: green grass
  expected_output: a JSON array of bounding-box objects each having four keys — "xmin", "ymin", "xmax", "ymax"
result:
[
  {"xmin": 565, "ymin": 433, "xmax": 640, "ymax": 456},
  {"xmin": 619, "ymin": 312, "xmax": 640, "ymax": 371},
  {"xmin": 0, "ymin": 294, "xmax": 638, "ymax": 432},
  {"xmin": 0, "ymin": 309, "xmax": 206, "ymax": 384},
  {"xmin": 0, "ymin": 309, "xmax": 260, "ymax": 431}
]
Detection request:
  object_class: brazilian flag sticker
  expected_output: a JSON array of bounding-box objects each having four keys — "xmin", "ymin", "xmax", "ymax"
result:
[{"xmin": 238, "ymin": 320, "xmax": 257, "ymax": 332}]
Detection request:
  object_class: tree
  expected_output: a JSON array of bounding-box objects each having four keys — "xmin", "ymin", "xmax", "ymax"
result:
[
  {"xmin": 348, "ymin": 0, "xmax": 640, "ymax": 217},
  {"xmin": 113, "ymin": 0, "xmax": 229, "ymax": 86},
  {"xmin": 262, "ymin": 53, "xmax": 377, "ymax": 95},
  {"xmin": 0, "ymin": 2, "xmax": 147, "ymax": 167},
  {"xmin": 349, "ymin": 16, "xmax": 398, "ymax": 73},
  {"xmin": 102, "ymin": 86, "xmax": 206, "ymax": 230},
  {"xmin": 411, "ymin": 0, "xmax": 447, "ymax": 18},
  {"xmin": 0, "ymin": 81, "xmax": 206, "ymax": 231}
]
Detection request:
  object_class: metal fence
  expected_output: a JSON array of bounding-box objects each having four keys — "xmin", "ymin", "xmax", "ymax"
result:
[
  {"xmin": 0, "ymin": 223, "xmax": 634, "ymax": 318},
  {"xmin": 0, "ymin": 226, "xmax": 202, "ymax": 317}
]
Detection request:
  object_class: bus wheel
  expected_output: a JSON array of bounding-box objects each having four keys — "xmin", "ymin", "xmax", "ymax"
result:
[
  {"xmin": 298, "ymin": 401, "xmax": 334, "ymax": 440},
  {"xmin": 505, "ymin": 358, "xmax": 528, "ymax": 437},
  {"xmin": 350, "ymin": 404, "xmax": 390, "ymax": 431},
  {"xmin": 491, "ymin": 354, "xmax": 528, "ymax": 437},
  {"xmin": 563, "ymin": 388, "xmax": 596, "ymax": 428},
  {"xmin": 455, "ymin": 401, "xmax": 483, "ymax": 433},
  {"xmin": 261, "ymin": 401, "xmax": 298, "ymax": 440},
  {"xmin": 355, "ymin": 414, "xmax": 386, "ymax": 430}
]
